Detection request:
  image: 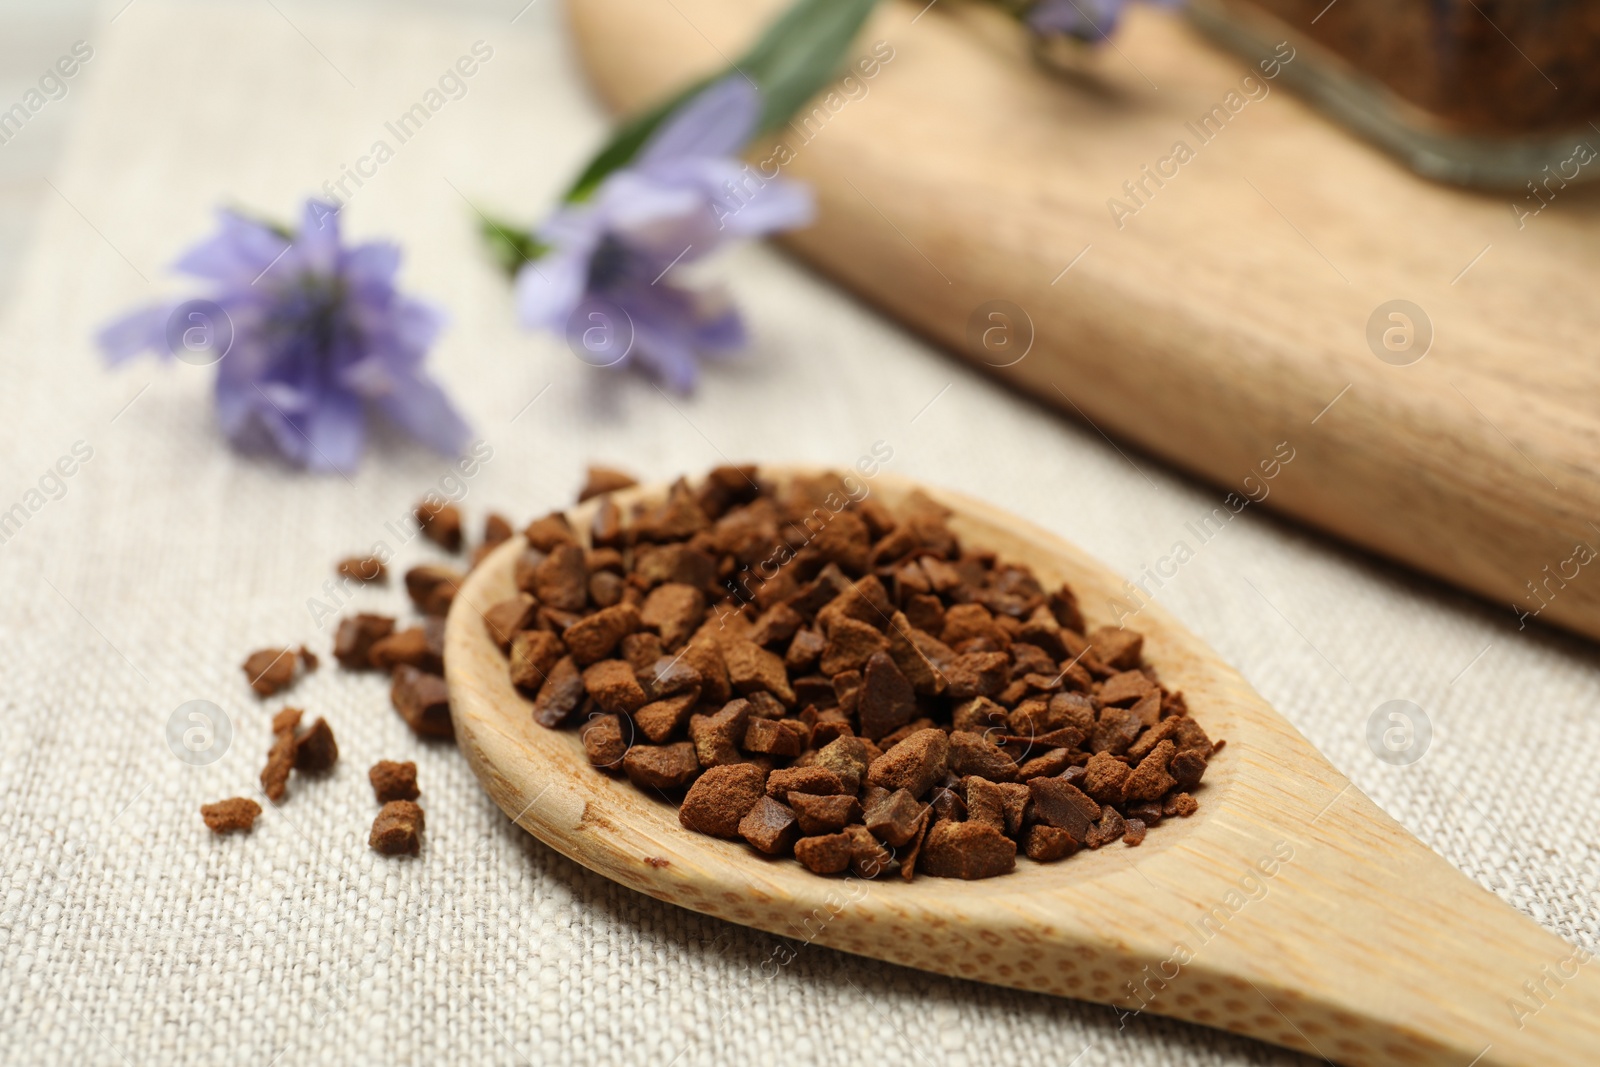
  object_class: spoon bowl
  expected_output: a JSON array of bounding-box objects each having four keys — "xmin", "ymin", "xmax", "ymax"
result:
[{"xmin": 445, "ymin": 469, "xmax": 1597, "ymax": 1066}]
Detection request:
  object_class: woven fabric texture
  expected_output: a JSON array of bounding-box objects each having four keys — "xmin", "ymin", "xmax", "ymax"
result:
[{"xmin": 0, "ymin": 2, "xmax": 1595, "ymax": 1064}]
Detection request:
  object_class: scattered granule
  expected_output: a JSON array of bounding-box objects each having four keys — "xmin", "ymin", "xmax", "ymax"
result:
[
  {"xmin": 404, "ymin": 564, "xmax": 464, "ymax": 617},
  {"xmin": 242, "ymin": 647, "xmax": 299, "ymax": 697},
  {"xmin": 483, "ymin": 512, "xmax": 514, "ymax": 547},
  {"xmin": 369, "ymin": 760, "xmax": 419, "ymax": 803},
  {"xmin": 622, "ymin": 742, "xmax": 700, "ymax": 790},
  {"xmin": 789, "ymin": 792, "xmax": 862, "ymax": 835},
  {"xmin": 369, "ymin": 625, "xmax": 444, "ymax": 674},
  {"xmin": 370, "ymin": 800, "xmax": 424, "ymax": 855},
  {"xmin": 919, "ymin": 820, "xmax": 1016, "ymax": 880},
  {"xmin": 337, "ymin": 556, "xmax": 387, "ymax": 583},
  {"xmin": 201, "ymin": 797, "xmax": 261, "ymax": 834},
  {"xmin": 482, "ymin": 594, "xmax": 537, "ymax": 651},
  {"xmin": 740, "ymin": 796, "xmax": 798, "ymax": 854},
  {"xmin": 578, "ymin": 465, "xmax": 639, "ymax": 502},
  {"xmin": 1122, "ymin": 818, "xmax": 1148, "ymax": 847},
  {"xmin": 866, "ymin": 729, "xmax": 949, "ymax": 798},
  {"xmin": 293, "ymin": 718, "xmax": 338, "ymax": 773},
  {"xmin": 679, "ymin": 764, "xmax": 767, "ymax": 838},
  {"xmin": 415, "ymin": 499, "xmax": 463, "ymax": 552},
  {"xmin": 260, "ymin": 707, "xmax": 302, "ymax": 802},
  {"xmin": 298, "ymin": 646, "xmax": 319, "ymax": 671},
  {"xmin": 334, "ymin": 613, "xmax": 396, "ymax": 670},
  {"xmin": 390, "ymin": 665, "xmax": 453, "ymax": 738}
]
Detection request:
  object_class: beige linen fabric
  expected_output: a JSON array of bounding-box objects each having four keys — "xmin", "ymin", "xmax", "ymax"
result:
[{"xmin": 0, "ymin": 1, "xmax": 1595, "ymax": 1064}]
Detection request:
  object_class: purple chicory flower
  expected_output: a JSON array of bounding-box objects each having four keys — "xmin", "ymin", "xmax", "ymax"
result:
[
  {"xmin": 97, "ymin": 201, "xmax": 471, "ymax": 473},
  {"xmin": 515, "ymin": 76, "xmax": 815, "ymax": 393},
  {"xmin": 1025, "ymin": 0, "xmax": 1183, "ymax": 42}
]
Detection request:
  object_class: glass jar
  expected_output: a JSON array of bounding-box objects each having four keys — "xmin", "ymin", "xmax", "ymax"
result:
[{"xmin": 1187, "ymin": 0, "xmax": 1600, "ymax": 188}]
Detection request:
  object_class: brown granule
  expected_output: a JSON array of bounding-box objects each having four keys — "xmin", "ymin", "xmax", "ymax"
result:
[
  {"xmin": 337, "ymin": 555, "xmax": 387, "ymax": 584},
  {"xmin": 370, "ymin": 800, "xmax": 424, "ymax": 854},
  {"xmin": 766, "ymin": 766, "xmax": 845, "ymax": 798},
  {"xmin": 405, "ymin": 564, "xmax": 463, "ymax": 617},
  {"xmin": 866, "ymin": 729, "xmax": 949, "ymax": 798},
  {"xmin": 293, "ymin": 717, "xmax": 338, "ymax": 773},
  {"xmin": 509, "ymin": 630, "xmax": 565, "ymax": 692},
  {"xmin": 563, "ymin": 603, "xmax": 641, "ymax": 665},
  {"xmin": 1023, "ymin": 824, "xmax": 1076, "ymax": 863},
  {"xmin": 794, "ymin": 831, "xmax": 855, "ymax": 875},
  {"xmin": 482, "ymin": 594, "xmax": 536, "ymax": 651},
  {"xmin": 260, "ymin": 707, "xmax": 302, "ymax": 802},
  {"xmin": 622, "ymin": 742, "xmax": 700, "ymax": 790},
  {"xmin": 582, "ymin": 659, "xmax": 648, "ymax": 715},
  {"xmin": 415, "ymin": 499, "xmax": 463, "ymax": 552},
  {"xmin": 369, "ymin": 760, "xmax": 419, "ymax": 803},
  {"xmin": 369, "ymin": 624, "xmax": 444, "ymax": 674},
  {"xmin": 334, "ymin": 613, "xmax": 395, "ymax": 670},
  {"xmin": 739, "ymin": 796, "xmax": 799, "ymax": 854},
  {"xmin": 582, "ymin": 714, "xmax": 629, "ymax": 770},
  {"xmin": 483, "ymin": 512, "xmax": 514, "ymax": 548},
  {"xmin": 578, "ymin": 465, "xmax": 639, "ymax": 502},
  {"xmin": 242, "ymin": 647, "xmax": 299, "ymax": 697},
  {"xmin": 509, "ymin": 466, "xmax": 1218, "ymax": 881},
  {"xmin": 789, "ymin": 792, "xmax": 862, "ymax": 835},
  {"xmin": 919, "ymin": 820, "xmax": 1016, "ymax": 880},
  {"xmin": 679, "ymin": 764, "xmax": 766, "ymax": 838},
  {"xmin": 201, "ymin": 797, "xmax": 261, "ymax": 834},
  {"xmin": 391, "ymin": 665, "xmax": 453, "ymax": 738}
]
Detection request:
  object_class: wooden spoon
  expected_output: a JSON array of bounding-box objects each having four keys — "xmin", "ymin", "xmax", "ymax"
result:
[{"xmin": 444, "ymin": 470, "xmax": 1598, "ymax": 1066}]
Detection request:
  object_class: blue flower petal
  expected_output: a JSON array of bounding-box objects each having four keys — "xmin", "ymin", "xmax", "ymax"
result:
[{"xmin": 637, "ymin": 76, "xmax": 761, "ymax": 166}]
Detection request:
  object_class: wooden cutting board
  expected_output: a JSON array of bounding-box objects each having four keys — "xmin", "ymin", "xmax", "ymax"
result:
[{"xmin": 566, "ymin": 0, "xmax": 1600, "ymax": 642}]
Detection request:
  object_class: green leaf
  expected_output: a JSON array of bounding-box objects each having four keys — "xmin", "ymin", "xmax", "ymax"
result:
[
  {"xmin": 478, "ymin": 211, "xmax": 550, "ymax": 278},
  {"xmin": 562, "ymin": 0, "xmax": 879, "ymax": 203},
  {"xmin": 739, "ymin": 0, "xmax": 879, "ymax": 134}
]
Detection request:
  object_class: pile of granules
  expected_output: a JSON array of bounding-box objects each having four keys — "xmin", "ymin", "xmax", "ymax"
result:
[{"xmin": 488, "ymin": 467, "xmax": 1219, "ymax": 880}]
